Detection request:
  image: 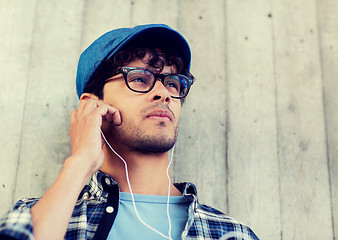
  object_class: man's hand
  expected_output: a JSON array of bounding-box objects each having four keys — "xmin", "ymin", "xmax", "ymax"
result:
[
  {"xmin": 31, "ymin": 97, "xmax": 121, "ymax": 240},
  {"xmin": 69, "ymin": 98, "xmax": 121, "ymax": 178}
]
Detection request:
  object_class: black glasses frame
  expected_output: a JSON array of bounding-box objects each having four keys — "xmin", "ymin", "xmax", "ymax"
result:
[{"xmin": 106, "ymin": 67, "xmax": 194, "ymax": 99}]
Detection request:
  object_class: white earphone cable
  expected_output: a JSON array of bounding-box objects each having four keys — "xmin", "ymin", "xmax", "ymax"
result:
[
  {"xmin": 166, "ymin": 145, "xmax": 175, "ymax": 240},
  {"xmin": 101, "ymin": 130, "xmax": 173, "ymax": 239}
]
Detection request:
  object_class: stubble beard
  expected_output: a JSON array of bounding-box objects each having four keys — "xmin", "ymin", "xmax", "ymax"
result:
[{"xmin": 111, "ymin": 118, "xmax": 178, "ymax": 153}]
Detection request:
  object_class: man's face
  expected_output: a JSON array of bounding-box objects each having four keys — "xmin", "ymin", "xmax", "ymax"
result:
[{"xmin": 102, "ymin": 57, "xmax": 181, "ymax": 153}]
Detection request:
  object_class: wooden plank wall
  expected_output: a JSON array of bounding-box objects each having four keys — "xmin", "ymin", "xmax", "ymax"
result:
[{"xmin": 0, "ymin": 1, "xmax": 337, "ymax": 239}]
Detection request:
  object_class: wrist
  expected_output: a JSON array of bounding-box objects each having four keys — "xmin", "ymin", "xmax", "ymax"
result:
[{"xmin": 63, "ymin": 155, "xmax": 96, "ymax": 186}]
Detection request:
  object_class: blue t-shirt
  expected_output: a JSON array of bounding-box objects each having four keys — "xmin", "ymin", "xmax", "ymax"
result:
[{"xmin": 107, "ymin": 192, "xmax": 191, "ymax": 240}]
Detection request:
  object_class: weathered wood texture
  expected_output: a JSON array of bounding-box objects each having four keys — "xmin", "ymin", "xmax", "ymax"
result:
[
  {"xmin": 0, "ymin": 1, "xmax": 337, "ymax": 239},
  {"xmin": 226, "ymin": 1, "xmax": 280, "ymax": 239},
  {"xmin": 318, "ymin": 1, "xmax": 338, "ymax": 239},
  {"xmin": 273, "ymin": 0, "xmax": 333, "ymax": 239}
]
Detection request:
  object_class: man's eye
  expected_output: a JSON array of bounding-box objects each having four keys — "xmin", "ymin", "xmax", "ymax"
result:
[
  {"xmin": 165, "ymin": 80, "xmax": 180, "ymax": 90},
  {"xmin": 168, "ymin": 82, "xmax": 179, "ymax": 89},
  {"xmin": 129, "ymin": 77, "xmax": 147, "ymax": 83}
]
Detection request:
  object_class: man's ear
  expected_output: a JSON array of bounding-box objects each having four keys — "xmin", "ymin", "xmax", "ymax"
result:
[{"xmin": 80, "ymin": 93, "xmax": 99, "ymax": 101}]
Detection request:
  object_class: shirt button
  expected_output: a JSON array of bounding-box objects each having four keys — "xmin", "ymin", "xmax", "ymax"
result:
[
  {"xmin": 105, "ymin": 178, "xmax": 111, "ymax": 186},
  {"xmin": 106, "ymin": 206, "xmax": 114, "ymax": 213}
]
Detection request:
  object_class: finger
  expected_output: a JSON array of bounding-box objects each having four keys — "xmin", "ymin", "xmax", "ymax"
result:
[
  {"xmin": 96, "ymin": 104, "xmax": 121, "ymax": 125},
  {"xmin": 70, "ymin": 110, "xmax": 77, "ymax": 123},
  {"xmin": 76, "ymin": 98, "xmax": 90, "ymax": 114},
  {"xmin": 95, "ymin": 103, "xmax": 122, "ymax": 126},
  {"xmin": 80, "ymin": 99, "xmax": 101, "ymax": 115},
  {"xmin": 108, "ymin": 108, "xmax": 122, "ymax": 126}
]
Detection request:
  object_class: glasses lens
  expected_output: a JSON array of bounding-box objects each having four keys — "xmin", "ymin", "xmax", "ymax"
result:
[
  {"xmin": 164, "ymin": 75, "xmax": 189, "ymax": 98},
  {"xmin": 122, "ymin": 68, "xmax": 191, "ymax": 98},
  {"xmin": 126, "ymin": 69, "xmax": 154, "ymax": 92}
]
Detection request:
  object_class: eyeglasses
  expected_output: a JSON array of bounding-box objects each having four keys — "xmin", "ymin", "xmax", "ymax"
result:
[{"xmin": 105, "ymin": 67, "xmax": 194, "ymax": 99}]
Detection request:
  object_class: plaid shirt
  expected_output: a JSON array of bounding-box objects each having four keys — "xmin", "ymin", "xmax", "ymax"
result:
[{"xmin": 0, "ymin": 171, "xmax": 259, "ymax": 240}]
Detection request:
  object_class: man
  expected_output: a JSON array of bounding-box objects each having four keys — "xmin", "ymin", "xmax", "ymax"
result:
[{"xmin": 0, "ymin": 24, "xmax": 259, "ymax": 240}]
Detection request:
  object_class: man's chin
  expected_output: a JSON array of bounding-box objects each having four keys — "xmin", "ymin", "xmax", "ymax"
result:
[
  {"xmin": 110, "ymin": 120, "xmax": 178, "ymax": 153},
  {"xmin": 129, "ymin": 137, "xmax": 176, "ymax": 153}
]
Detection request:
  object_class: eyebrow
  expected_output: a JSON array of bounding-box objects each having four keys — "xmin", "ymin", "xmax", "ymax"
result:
[{"xmin": 147, "ymin": 65, "xmax": 177, "ymax": 75}]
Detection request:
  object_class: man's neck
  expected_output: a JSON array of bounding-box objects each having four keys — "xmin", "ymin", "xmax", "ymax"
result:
[{"xmin": 100, "ymin": 144, "xmax": 181, "ymax": 196}]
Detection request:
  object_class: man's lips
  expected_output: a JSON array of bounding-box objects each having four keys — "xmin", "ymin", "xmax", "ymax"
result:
[{"xmin": 146, "ymin": 110, "xmax": 174, "ymax": 121}]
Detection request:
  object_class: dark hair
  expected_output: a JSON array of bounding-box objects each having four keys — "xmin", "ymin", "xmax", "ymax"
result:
[{"xmin": 83, "ymin": 37, "xmax": 193, "ymax": 100}]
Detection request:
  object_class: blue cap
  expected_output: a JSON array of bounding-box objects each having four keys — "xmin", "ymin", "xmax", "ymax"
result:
[{"xmin": 75, "ymin": 24, "xmax": 191, "ymax": 98}]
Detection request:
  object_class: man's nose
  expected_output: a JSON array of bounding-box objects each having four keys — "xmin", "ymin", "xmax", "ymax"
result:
[{"xmin": 150, "ymin": 79, "xmax": 171, "ymax": 102}]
